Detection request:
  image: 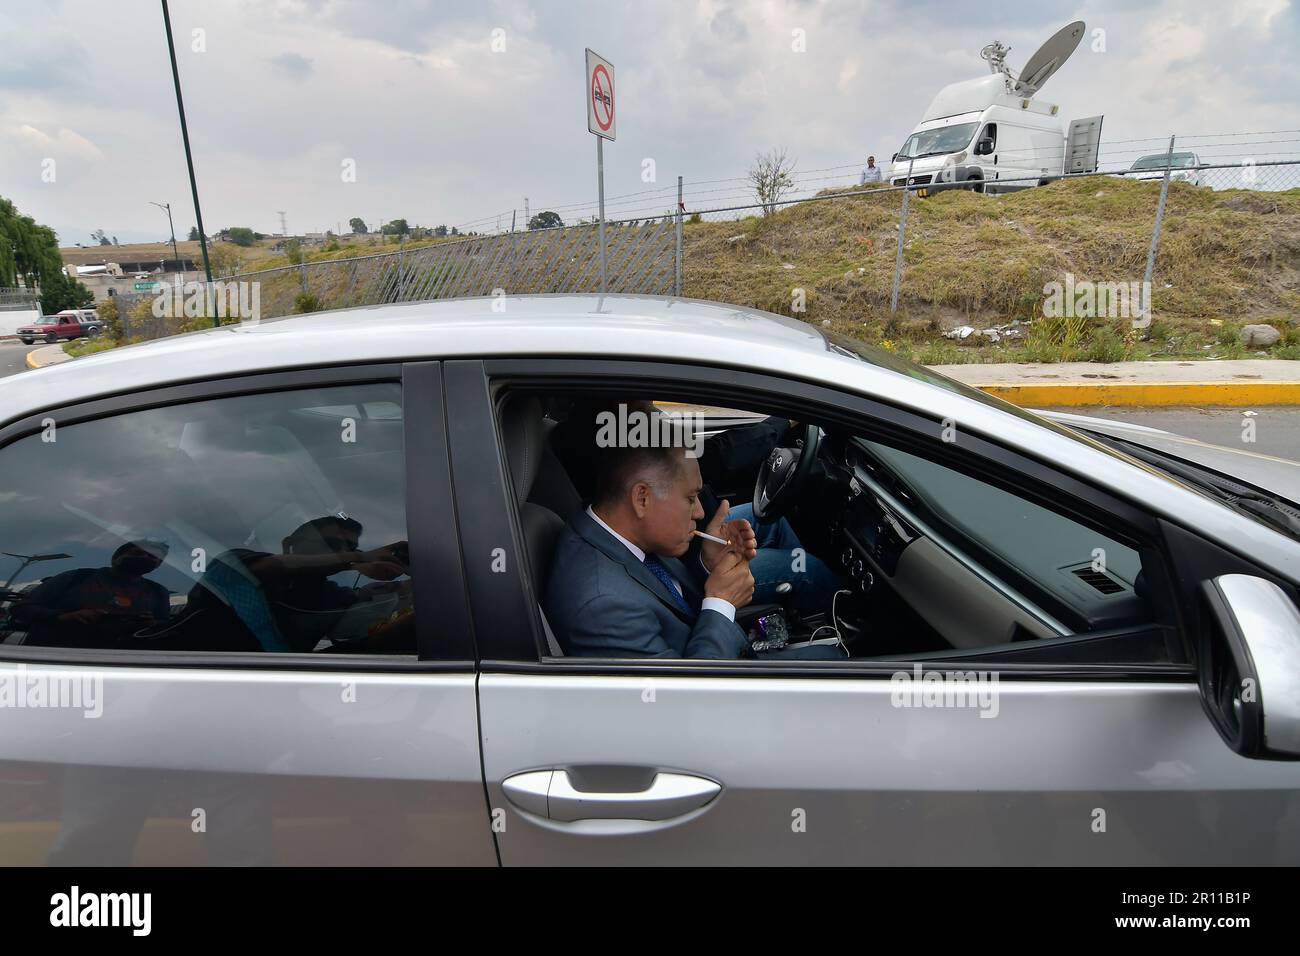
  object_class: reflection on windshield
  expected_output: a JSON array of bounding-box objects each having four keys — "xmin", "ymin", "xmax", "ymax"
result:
[
  {"xmin": 1131, "ymin": 153, "xmax": 1198, "ymax": 170},
  {"xmin": 817, "ymin": 328, "xmax": 1192, "ymax": 479},
  {"xmin": 897, "ymin": 123, "xmax": 979, "ymax": 160}
]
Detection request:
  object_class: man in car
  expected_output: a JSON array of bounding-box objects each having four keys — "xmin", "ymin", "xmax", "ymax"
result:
[{"xmin": 545, "ymin": 440, "xmax": 843, "ymax": 659}]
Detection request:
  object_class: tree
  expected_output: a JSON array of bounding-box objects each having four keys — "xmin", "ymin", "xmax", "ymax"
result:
[
  {"xmin": 349, "ymin": 217, "xmax": 368, "ymax": 235},
  {"xmin": 188, "ymin": 226, "xmax": 200, "ymax": 241},
  {"xmin": 38, "ymin": 270, "xmax": 94, "ymax": 314},
  {"xmin": 91, "ymin": 229, "xmax": 111, "ymax": 246},
  {"xmin": 380, "ymin": 218, "xmax": 409, "ymax": 236},
  {"xmin": 226, "ymin": 227, "xmax": 257, "ymax": 247},
  {"xmin": 1, "ymin": 195, "xmax": 92, "ymax": 308},
  {"xmin": 208, "ymin": 243, "xmax": 242, "ymax": 277},
  {"xmin": 528, "ymin": 211, "xmax": 564, "ymax": 230},
  {"xmin": 748, "ymin": 147, "xmax": 797, "ymax": 216},
  {"xmin": 432, "ymin": 224, "xmax": 448, "ymax": 237}
]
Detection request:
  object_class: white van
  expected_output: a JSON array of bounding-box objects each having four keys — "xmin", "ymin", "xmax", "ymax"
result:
[{"xmin": 888, "ymin": 22, "xmax": 1102, "ymax": 195}]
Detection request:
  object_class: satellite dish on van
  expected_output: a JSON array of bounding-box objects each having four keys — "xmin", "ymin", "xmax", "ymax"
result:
[{"xmin": 1010, "ymin": 20, "xmax": 1086, "ymax": 98}]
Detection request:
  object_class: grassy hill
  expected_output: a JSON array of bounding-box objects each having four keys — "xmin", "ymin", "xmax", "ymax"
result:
[{"xmin": 683, "ymin": 176, "xmax": 1300, "ymax": 363}]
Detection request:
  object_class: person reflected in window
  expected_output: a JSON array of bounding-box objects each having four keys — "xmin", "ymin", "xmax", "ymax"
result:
[
  {"xmin": 13, "ymin": 540, "xmax": 172, "ymax": 648},
  {"xmin": 166, "ymin": 514, "xmax": 411, "ymax": 653}
]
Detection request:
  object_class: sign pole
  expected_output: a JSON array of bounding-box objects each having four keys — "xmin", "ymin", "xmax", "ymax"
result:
[
  {"xmin": 585, "ymin": 48, "xmax": 615, "ymax": 298},
  {"xmin": 597, "ymin": 136, "xmax": 607, "ymax": 294}
]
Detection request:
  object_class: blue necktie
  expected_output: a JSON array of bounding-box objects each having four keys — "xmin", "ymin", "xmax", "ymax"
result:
[{"xmin": 643, "ymin": 554, "xmax": 694, "ymax": 615}]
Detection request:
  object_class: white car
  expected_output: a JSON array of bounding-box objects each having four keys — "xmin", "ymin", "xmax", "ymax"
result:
[
  {"xmin": 0, "ymin": 295, "xmax": 1297, "ymax": 866},
  {"xmin": 1127, "ymin": 151, "xmax": 1204, "ymax": 186}
]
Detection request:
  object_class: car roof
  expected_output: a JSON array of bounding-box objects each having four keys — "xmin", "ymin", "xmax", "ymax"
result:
[{"xmin": 3, "ymin": 295, "xmax": 831, "ymax": 421}]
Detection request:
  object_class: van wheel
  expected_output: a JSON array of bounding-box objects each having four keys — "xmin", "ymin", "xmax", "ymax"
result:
[
  {"xmin": 44, "ymin": 332, "xmax": 58, "ymax": 343},
  {"xmin": 967, "ymin": 175, "xmax": 985, "ymax": 194}
]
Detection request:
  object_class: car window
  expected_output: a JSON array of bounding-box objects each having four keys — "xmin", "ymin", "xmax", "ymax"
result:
[
  {"xmin": 0, "ymin": 383, "xmax": 417, "ymax": 656},
  {"xmin": 498, "ymin": 387, "xmax": 1172, "ymax": 665}
]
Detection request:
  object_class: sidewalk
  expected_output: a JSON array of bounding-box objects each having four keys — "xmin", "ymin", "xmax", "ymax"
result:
[
  {"xmin": 930, "ymin": 359, "xmax": 1300, "ymax": 406},
  {"xmin": 24, "ymin": 343, "xmax": 72, "ymax": 369}
]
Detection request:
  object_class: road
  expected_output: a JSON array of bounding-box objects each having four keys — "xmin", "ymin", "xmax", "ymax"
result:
[
  {"xmin": 0, "ymin": 341, "xmax": 40, "ymax": 378},
  {"xmin": 1041, "ymin": 405, "xmax": 1300, "ymax": 463},
  {"xmin": 2, "ymin": 343, "xmax": 1296, "ymax": 462}
]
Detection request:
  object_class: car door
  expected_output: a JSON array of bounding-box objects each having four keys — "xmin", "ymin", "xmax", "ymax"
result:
[
  {"xmin": 0, "ymin": 361, "xmax": 496, "ymax": 865},
  {"xmin": 447, "ymin": 357, "xmax": 1300, "ymax": 865}
]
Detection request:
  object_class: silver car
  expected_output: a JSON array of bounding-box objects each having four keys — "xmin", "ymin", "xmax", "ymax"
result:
[{"xmin": 1, "ymin": 294, "xmax": 1297, "ymax": 866}]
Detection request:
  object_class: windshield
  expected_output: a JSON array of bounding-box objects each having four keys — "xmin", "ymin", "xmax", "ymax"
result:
[
  {"xmin": 897, "ymin": 122, "xmax": 979, "ymax": 161},
  {"xmin": 1131, "ymin": 152, "xmax": 1198, "ymax": 170}
]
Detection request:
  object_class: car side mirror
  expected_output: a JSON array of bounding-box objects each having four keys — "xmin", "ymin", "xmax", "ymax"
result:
[
  {"xmin": 975, "ymin": 138, "xmax": 995, "ymax": 156},
  {"xmin": 891, "ymin": 153, "xmax": 898, "ymax": 163},
  {"xmin": 1198, "ymin": 574, "xmax": 1300, "ymax": 759}
]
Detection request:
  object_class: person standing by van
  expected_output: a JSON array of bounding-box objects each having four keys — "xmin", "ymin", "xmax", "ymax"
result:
[{"xmin": 859, "ymin": 156, "xmax": 882, "ymax": 184}]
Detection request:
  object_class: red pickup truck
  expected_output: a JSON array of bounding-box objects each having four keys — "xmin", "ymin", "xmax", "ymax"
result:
[{"xmin": 17, "ymin": 310, "xmax": 104, "ymax": 345}]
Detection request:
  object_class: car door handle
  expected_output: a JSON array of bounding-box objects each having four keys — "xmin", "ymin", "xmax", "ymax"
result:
[{"xmin": 503, "ymin": 770, "xmax": 720, "ymax": 822}]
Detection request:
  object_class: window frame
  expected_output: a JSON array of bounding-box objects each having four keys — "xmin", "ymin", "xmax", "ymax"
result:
[
  {"xmin": 451, "ymin": 356, "xmax": 1199, "ymax": 682},
  {"xmin": 0, "ymin": 361, "xmax": 476, "ymax": 670}
]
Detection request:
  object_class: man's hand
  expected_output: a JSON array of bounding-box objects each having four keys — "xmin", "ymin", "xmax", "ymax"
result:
[
  {"xmin": 703, "ymin": 549, "xmax": 754, "ymax": 608},
  {"xmin": 352, "ymin": 542, "xmax": 408, "ymax": 581},
  {"xmin": 700, "ymin": 499, "xmax": 757, "ymax": 571}
]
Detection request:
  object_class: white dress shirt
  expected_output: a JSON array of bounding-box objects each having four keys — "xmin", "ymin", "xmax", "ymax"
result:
[
  {"xmin": 860, "ymin": 164, "xmax": 883, "ymax": 183},
  {"xmin": 586, "ymin": 506, "xmax": 736, "ymax": 622}
]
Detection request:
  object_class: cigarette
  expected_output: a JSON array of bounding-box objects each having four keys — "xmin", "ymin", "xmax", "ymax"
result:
[{"xmin": 692, "ymin": 529, "xmax": 730, "ymax": 546}]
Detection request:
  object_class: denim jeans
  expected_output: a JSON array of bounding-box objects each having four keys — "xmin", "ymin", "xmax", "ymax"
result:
[{"xmin": 726, "ymin": 503, "xmax": 842, "ymax": 615}]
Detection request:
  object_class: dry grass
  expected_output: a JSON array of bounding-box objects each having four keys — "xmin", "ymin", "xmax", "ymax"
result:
[{"xmin": 682, "ymin": 176, "xmax": 1300, "ymax": 362}]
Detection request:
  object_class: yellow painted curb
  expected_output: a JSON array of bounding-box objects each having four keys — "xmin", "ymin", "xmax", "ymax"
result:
[
  {"xmin": 975, "ymin": 381, "xmax": 1300, "ymax": 407},
  {"xmin": 24, "ymin": 349, "xmax": 41, "ymax": 369}
]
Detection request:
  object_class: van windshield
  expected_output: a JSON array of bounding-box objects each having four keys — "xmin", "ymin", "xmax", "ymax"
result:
[
  {"xmin": 896, "ymin": 122, "xmax": 979, "ymax": 161},
  {"xmin": 1131, "ymin": 152, "xmax": 1198, "ymax": 170}
]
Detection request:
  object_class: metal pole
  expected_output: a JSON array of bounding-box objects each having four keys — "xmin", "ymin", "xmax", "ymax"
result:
[
  {"xmin": 675, "ymin": 175, "xmax": 684, "ymax": 297},
  {"xmin": 160, "ymin": 0, "xmax": 215, "ymax": 326},
  {"xmin": 597, "ymin": 136, "xmax": 607, "ymax": 294},
  {"xmin": 890, "ymin": 158, "xmax": 915, "ymax": 314},
  {"xmin": 1140, "ymin": 134, "xmax": 1176, "ymax": 326}
]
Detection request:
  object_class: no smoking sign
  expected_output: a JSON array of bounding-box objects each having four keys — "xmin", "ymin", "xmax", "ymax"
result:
[{"xmin": 585, "ymin": 48, "xmax": 615, "ymax": 140}]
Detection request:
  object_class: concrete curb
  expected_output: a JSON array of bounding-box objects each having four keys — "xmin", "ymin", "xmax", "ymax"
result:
[
  {"xmin": 930, "ymin": 359, "xmax": 1300, "ymax": 407},
  {"xmin": 25, "ymin": 344, "xmax": 71, "ymax": 369}
]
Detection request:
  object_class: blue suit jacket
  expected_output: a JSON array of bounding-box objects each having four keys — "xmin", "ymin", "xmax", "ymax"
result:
[{"xmin": 544, "ymin": 509, "xmax": 749, "ymax": 659}]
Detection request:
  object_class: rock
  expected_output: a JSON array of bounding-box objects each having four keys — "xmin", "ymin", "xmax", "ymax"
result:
[
  {"xmin": 821, "ymin": 320, "xmax": 831, "ymax": 327},
  {"xmin": 782, "ymin": 263, "xmax": 795, "ymax": 270},
  {"xmin": 726, "ymin": 234, "xmax": 747, "ymax": 244},
  {"xmin": 1239, "ymin": 323, "xmax": 1281, "ymax": 347},
  {"xmin": 945, "ymin": 325, "xmax": 975, "ymax": 340}
]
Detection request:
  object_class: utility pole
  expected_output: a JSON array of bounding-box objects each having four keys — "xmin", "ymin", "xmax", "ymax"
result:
[
  {"xmin": 149, "ymin": 201, "xmax": 180, "ymax": 270},
  {"xmin": 278, "ymin": 211, "xmax": 289, "ymax": 238},
  {"xmin": 524, "ymin": 197, "xmax": 530, "ymax": 225},
  {"xmin": 160, "ymin": 0, "xmax": 214, "ymax": 324}
]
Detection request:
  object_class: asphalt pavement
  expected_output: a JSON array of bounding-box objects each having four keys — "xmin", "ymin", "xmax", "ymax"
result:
[
  {"xmin": 0, "ymin": 341, "xmax": 40, "ymax": 378},
  {"xmin": 1040, "ymin": 405, "xmax": 1300, "ymax": 463}
]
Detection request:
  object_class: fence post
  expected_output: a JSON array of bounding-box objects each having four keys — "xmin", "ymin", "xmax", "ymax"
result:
[
  {"xmin": 890, "ymin": 158, "xmax": 915, "ymax": 315},
  {"xmin": 675, "ymin": 175, "xmax": 683, "ymax": 296},
  {"xmin": 1139, "ymin": 134, "xmax": 1176, "ymax": 327}
]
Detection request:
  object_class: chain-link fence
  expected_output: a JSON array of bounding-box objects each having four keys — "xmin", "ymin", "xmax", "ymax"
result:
[{"xmin": 115, "ymin": 130, "xmax": 1300, "ymax": 345}]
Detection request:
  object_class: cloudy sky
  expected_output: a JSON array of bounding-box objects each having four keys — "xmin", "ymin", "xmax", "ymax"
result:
[{"xmin": 2, "ymin": 0, "xmax": 1296, "ymax": 246}]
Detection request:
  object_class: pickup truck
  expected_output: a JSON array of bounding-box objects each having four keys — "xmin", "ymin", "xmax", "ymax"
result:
[{"xmin": 16, "ymin": 310, "xmax": 104, "ymax": 345}]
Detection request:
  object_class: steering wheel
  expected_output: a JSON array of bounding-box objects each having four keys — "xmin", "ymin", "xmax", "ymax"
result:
[{"xmin": 752, "ymin": 423, "xmax": 820, "ymax": 521}]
